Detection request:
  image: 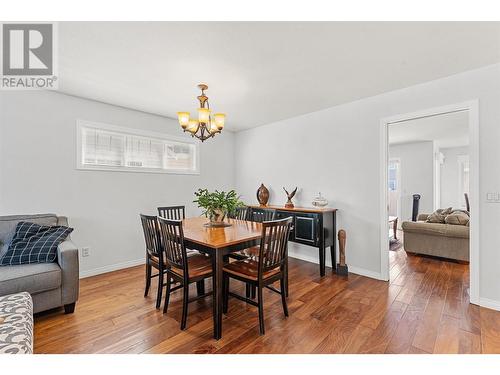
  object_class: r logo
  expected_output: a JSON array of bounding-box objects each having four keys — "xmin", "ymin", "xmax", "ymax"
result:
[{"xmin": 2, "ymin": 24, "xmax": 53, "ymax": 76}]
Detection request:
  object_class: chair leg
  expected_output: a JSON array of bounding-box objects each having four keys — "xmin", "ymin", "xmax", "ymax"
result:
[
  {"xmin": 280, "ymin": 277, "xmax": 289, "ymax": 317},
  {"xmin": 180, "ymin": 283, "xmax": 189, "ymax": 330},
  {"xmin": 156, "ymin": 271, "xmax": 164, "ymax": 310},
  {"xmin": 257, "ymin": 285, "xmax": 265, "ymax": 335},
  {"xmin": 223, "ymin": 274, "xmax": 229, "ymax": 314},
  {"xmin": 285, "ymin": 259, "xmax": 289, "ymax": 297},
  {"xmin": 245, "ymin": 283, "xmax": 251, "ymax": 298},
  {"xmin": 196, "ymin": 280, "xmax": 205, "ymax": 296},
  {"xmin": 144, "ymin": 264, "xmax": 152, "ymax": 297},
  {"xmin": 251, "ymin": 285, "xmax": 256, "ymax": 299},
  {"xmin": 163, "ymin": 276, "xmax": 171, "ymax": 314}
]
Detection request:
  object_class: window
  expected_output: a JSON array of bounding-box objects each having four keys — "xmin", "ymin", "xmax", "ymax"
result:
[
  {"xmin": 388, "ymin": 159, "xmax": 400, "ymax": 192},
  {"xmin": 77, "ymin": 120, "xmax": 199, "ymax": 174},
  {"xmin": 458, "ymin": 155, "xmax": 470, "ymax": 209}
]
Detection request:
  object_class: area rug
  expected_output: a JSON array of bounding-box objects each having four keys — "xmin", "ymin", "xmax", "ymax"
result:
[{"xmin": 390, "ymin": 239, "xmax": 402, "ymax": 251}]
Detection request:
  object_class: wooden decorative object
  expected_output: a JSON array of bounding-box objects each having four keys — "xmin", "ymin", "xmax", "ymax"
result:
[
  {"xmin": 283, "ymin": 187, "xmax": 297, "ymax": 208},
  {"xmin": 256, "ymin": 183, "xmax": 269, "ymax": 206},
  {"xmin": 337, "ymin": 229, "xmax": 348, "ymax": 276}
]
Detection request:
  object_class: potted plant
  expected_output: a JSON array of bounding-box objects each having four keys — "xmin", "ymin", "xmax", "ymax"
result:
[{"xmin": 193, "ymin": 188, "xmax": 244, "ymax": 227}]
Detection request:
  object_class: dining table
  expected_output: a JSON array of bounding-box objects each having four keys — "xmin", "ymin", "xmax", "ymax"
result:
[{"xmin": 181, "ymin": 216, "xmax": 263, "ymax": 340}]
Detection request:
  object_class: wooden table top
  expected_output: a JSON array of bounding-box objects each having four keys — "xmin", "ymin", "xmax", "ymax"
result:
[
  {"xmin": 247, "ymin": 204, "xmax": 337, "ymax": 214},
  {"xmin": 182, "ymin": 217, "xmax": 263, "ymax": 249}
]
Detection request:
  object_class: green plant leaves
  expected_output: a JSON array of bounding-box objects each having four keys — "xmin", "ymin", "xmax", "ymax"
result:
[{"xmin": 193, "ymin": 188, "xmax": 244, "ymax": 217}]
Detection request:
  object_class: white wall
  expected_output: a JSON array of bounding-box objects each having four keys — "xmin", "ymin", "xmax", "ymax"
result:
[
  {"xmin": 440, "ymin": 146, "xmax": 469, "ymax": 209},
  {"xmin": 0, "ymin": 91, "xmax": 235, "ymax": 277},
  {"xmin": 389, "ymin": 141, "xmax": 434, "ymax": 222},
  {"xmin": 235, "ymin": 63, "xmax": 500, "ymax": 306}
]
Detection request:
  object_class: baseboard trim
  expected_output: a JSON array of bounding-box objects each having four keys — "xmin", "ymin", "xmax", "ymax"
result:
[
  {"xmin": 79, "ymin": 258, "xmax": 144, "ymax": 279},
  {"xmin": 348, "ymin": 266, "xmax": 384, "ymax": 281},
  {"xmin": 288, "ymin": 250, "xmax": 383, "ymax": 281},
  {"xmin": 480, "ymin": 297, "xmax": 500, "ymax": 312}
]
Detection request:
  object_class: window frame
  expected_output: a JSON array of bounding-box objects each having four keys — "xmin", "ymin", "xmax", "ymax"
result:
[
  {"xmin": 457, "ymin": 154, "xmax": 470, "ymax": 209},
  {"xmin": 76, "ymin": 119, "xmax": 200, "ymax": 175}
]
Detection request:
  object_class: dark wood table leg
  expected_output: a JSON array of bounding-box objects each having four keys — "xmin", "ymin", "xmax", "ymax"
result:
[
  {"xmin": 196, "ymin": 280, "xmax": 205, "ymax": 296},
  {"xmin": 330, "ymin": 245, "xmax": 336, "ymax": 273},
  {"xmin": 212, "ymin": 250, "xmax": 224, "ymax": 340}
]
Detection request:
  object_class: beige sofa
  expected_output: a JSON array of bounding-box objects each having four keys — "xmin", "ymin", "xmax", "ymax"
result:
[{"xmin": 401, "ymin": 213, "xmax": 469, "ymax": 262}]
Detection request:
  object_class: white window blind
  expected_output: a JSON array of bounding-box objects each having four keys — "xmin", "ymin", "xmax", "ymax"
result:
[{"xmin": 77, "ymin": 121, "xmax": 199, "ymax": 174}]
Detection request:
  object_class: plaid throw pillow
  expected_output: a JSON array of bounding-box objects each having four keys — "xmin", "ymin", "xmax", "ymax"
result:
[{"xmin": 0, "ymin": 222, "xmax": 73, "ymax": 266}]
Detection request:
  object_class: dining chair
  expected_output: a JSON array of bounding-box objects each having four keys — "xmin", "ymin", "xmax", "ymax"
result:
[
  {"xmin": 227, "ymin": 206, "xmax": 249, "ymax": 220},
  {"xmin": 249, "ymin": 207, "xmax": 276, "ymax": 223},
  {"xmin": 222, "ymin": 217, "xmax": 292, "ymax": 335},
  {"xmin": 237, "ymin": 207, "xmax": 277, "ymax": 260},
  {"xmin": 140, "ymin": 214, "xmax": 168, "ymax": 309},
  {"xmin": 158, "ymin": 205, "xmax": 185, "ymax": 220},
  {"xmin": 158, "ymin": 217, "xmax": 213, "ymax": 330},
  {"xmin": 158, "ymin": 205, "xmax": 207, "ymax": 294}
]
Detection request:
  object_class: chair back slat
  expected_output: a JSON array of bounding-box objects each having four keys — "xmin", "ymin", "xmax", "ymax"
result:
[
  {"xmin": 158, "ymin": 206, "xmax": 186, "ymax": 220},
  {"xmin": 228, "ymin": 206, "xmax": 248, "ymax": 220},
  {"xmin": 140, "ymin": 214, "xmax": 163, "ymax": 261},
  {"xmin": 158, "ymin": 217, "xmax": 187, "ymax": 272},
  {"xmin": 258, "ymin": 217, "xmax": 292, "ymax": 275},
  {"xmin": 250, "ymin": 208, "xmax": 276, "ymax": 223}
]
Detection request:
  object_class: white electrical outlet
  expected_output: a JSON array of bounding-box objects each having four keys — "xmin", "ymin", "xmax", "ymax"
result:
[
  {"xmin": 486, "ymin": 193, "xmax": 500, "ymax": 203},
  {"xmin": 81, "ymin": 247, "xmax": 90, "ymax": 257}
]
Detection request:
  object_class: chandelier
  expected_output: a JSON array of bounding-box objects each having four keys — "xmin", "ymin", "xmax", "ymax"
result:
[{"xmin": 177, "ymin": 84, "xmax": 226, "ymax": 142}]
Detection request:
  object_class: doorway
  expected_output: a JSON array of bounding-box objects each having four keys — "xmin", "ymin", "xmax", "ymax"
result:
[{"xmin": 380, "ymin": 101, "xmax": 479, "ymax": 305}]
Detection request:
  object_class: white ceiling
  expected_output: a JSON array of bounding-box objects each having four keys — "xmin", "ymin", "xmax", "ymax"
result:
[
  {"xmin": 388, "ymin": 110, "xmax": 469, "ymax": 148},
  {"xmin": 58, "ymin": 22, "xmax": 500, "ymax": 131}
]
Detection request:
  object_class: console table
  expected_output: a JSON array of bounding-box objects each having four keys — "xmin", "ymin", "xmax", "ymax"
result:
[{"xmin": 247, "ymin": 205, "xmax": 338, "ymax": 276}]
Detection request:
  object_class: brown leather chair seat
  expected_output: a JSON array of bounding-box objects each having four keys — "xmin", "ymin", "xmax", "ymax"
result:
[
  {"xmin": 170, "ymin": 254, "xmax": 212, "ymax": 279},
  {"xmin": 223, "ymin": 259, "xmax": 280, "ymax": 281},
  {"xmin": 150, "ymin": 250, "xmax": 200, "ymax": 266}
]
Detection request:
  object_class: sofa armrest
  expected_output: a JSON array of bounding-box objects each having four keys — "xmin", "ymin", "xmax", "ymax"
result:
[
  {"xmin": 57, "ymin": 239, "xmax": 79, "ymax": 306},
  {"xmin": 417, "ymin": 213, "xmax": 429, "ymax": 221}
]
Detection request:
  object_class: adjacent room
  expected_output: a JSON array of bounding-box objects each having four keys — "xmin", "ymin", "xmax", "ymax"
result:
[
  {"xmin": 1, "ymin": 21, "xmax": 500, "ymax": 356},
  {"xmin": 385, "ymin": 110, "xmax": 473, "ymax": 347}
]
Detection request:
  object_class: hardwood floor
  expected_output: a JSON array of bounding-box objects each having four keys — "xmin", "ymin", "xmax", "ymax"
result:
[{"xmin": 34, "ymin": 250, "xmax": 500, "ymax": 354}]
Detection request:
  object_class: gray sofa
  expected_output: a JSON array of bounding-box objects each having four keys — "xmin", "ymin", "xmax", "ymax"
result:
[
  {"xmin": 0, "ymin": 214, "xmax": 79, "ymax": 314},
  {"xmin": 402, "ymin": 213, "xmax": 469, "ymax": 262}
]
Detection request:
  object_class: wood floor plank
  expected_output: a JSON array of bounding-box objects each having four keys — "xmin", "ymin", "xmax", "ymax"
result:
[
  {"xmin": 434, "ymin": 315, "xmax": 460, "ymax": 353},
  {"xmin": 358, "ymin": 300, "xmax": 408, "ymax": 353},
  {"xmin": 32, "ymin": 254, "xmax": 500, "ymax": 354},
  {"xmin": 480, "ymin": 307, "xmax": 500, "ymax": 353}
]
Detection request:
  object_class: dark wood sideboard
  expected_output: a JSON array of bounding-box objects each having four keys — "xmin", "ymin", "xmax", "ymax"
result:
[{"xmin": 247, "ymin": 205, "xmax": 338, "ymax": 276}]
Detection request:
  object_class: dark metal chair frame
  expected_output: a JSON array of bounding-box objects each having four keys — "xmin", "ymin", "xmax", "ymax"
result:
[
  {"xmin": 158, "ymin": 217, "xmax": 213, "ymax": 330},
  {"xmin": 140, "ymin": 214, "xmax": 168, "ymax": 309},
  {"xmin": 222, "ymin": 217, "xmax": 292, "ymax": 335}
]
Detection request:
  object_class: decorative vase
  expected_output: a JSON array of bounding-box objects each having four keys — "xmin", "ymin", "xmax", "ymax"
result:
[
  {"xmin": 312, "ymin": 192, "xmax": 328, "ymax": 207},
  {"xmin": 209, "ymin": 208, "xmax": 225, "ymax": 223},
  {"xmin": 256, "ymin": 183, "xmax": 269, "ymax": 206}
]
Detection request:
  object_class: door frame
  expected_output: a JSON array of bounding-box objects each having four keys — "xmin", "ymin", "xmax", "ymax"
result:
[{"xmin": 379, "ymin": 100, "xmax": 479, "ymax": 305}]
